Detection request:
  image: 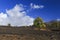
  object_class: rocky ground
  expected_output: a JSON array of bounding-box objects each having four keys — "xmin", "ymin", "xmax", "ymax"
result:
[
  {"xmin": 0, "ymin": 30, "xmax": 60, "ymax": 40},
  {"xmin": 0, "ymin": 26, "xmax": 60, "ymax": 40}
]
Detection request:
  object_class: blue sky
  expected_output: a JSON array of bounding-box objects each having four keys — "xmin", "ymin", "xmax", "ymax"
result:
[{"xmin": 0, "ymin": 0, "xmax": 60, "ymax": 26}]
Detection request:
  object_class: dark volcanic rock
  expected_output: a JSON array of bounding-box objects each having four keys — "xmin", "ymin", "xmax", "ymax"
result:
[{"xmin": 0, "ymin": 26, "xmax": 60, "ymax": 40}]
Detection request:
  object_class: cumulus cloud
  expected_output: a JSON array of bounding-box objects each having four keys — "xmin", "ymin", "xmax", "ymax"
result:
[
  {"xmin": 0, "ymin": 4, "xmax": 34, "ymax": 26},
  {"xmin": 30, "ymin": 3, "xmax": 44, "ymax": 9}
]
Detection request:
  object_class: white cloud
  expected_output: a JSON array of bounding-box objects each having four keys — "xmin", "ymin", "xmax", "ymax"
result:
[
  {"xmin": 30, "ymin": 3, "xmax": 44, "ymax": 9},
  {"xmin": 0, "ymin": 4, "xmax": 34, "ymax": 26},
  {"xmin": 56, "ymin": 19, "xmax": 60, "ymax": 21}
]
